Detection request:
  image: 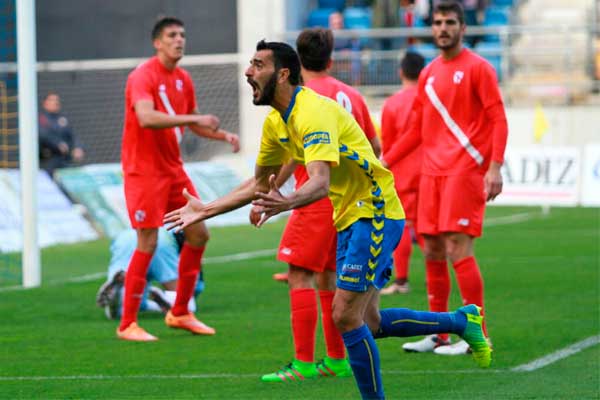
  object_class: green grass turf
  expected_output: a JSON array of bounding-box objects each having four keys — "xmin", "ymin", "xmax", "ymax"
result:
[{"xmin": 0, "ymin": 206, "xmax": 598, "ymax": 399}]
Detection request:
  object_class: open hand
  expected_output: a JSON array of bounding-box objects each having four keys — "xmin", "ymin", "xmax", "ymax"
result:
[
  {"xmin": 164, "ymin": 188, "xmax": 206, "ymax": 232},
  {"xmin": 251, "ymin": 174, "xmax": 289, "ymax": 227}
]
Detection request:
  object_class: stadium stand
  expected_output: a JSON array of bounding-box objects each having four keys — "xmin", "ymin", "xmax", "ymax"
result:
[
  {"xmin": 318, "ymin": 0, "xmax": 346, "ymax": 11},
  {"xmin": 307, "ymin": 8, "xmax": 337, "ymax": 27},
  {"xmin": 475, "ymin": 41, "xmax": 503, "ymax": 80},
  {"xmin": 506, "ymin": 0, "xmax": 596, "ymax": 104},
  {"xmin": 343, "ymin": 6, "xmax": 372, "ymax": 29},
  {"xmin": 483, "ymin": 5, "xmax": 511, "ymax": 42},
  {"xmin": 343, "ymin": 6, "xmax": 373, "ymax": 48}
]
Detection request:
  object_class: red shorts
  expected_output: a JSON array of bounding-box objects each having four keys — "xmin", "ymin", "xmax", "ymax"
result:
[
  {"xmin": 417, "ymin": 174, "xmax": 486, "ymax": 237},
  {"xmin": 124, "ymin": 171, "xmax": 198, "ymax": 228},
  {"xmin": 397, "ymin": 189, "xmax": 418, "ymax": 222},
  {"xmin": 277, "ymin": 208, "xmax": 337, "ymax": 272}
]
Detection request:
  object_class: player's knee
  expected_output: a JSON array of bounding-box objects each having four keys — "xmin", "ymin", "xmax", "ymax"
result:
[
  {"xmin": 287, "ymin": 267, "xmax": 314, "ymax": 289},
  {"xmin": 423, "ymin": 235, "xmax": 445, "ymax": 260},
  {"xmin": 185, "ymin": 228, "xmax": 209, "ymax": 247},
  {"xmin": 444, "ymin": 235, "xmax": 473, "ymax": 262},
  {"xmin": 137, "ymin": 230, "xmax": 158, "ymax": 253},
  {"xmin": 332, "ymin": 303, "xmax": 360, "ymax": 333}
]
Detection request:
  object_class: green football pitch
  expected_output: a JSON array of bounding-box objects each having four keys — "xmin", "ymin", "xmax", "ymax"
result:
[{"xmin": 0, "ymin": 206, "xmax": 598, "ymax": 399}]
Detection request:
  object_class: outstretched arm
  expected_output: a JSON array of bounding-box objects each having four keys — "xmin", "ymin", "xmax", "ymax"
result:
[
  {"xmin": 251, "ymin": 160, "xmax": 330, "ymax": 227},
  {"xmin": 164, "ymin": 164, "xmax": 280, "ymax": 232},
  {"xmin": 134, "ymin": 100, "xmax": 220, "ymax": 131},
  {"xmin": 188, "ymin": 125, "xmax": 240, "ymax": 153}
]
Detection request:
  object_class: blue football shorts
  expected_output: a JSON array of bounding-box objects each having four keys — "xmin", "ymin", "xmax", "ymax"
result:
[{"xmin": 336, "ymin": 217, "xmax": 405, "ymax": 292}]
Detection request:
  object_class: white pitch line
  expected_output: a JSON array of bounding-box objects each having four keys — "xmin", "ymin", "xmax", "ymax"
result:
[
  {"xmin": 511, "ymin": 335, "xmax": 600, "ymax": 372},
  {"xmin": 0, "ymin": 369, "xmax": 504, "ymax": 382},
  {"xmin": 0, "ymin": 248, "xmax": 279, "ymax": 292},
  {"xmin": 204, "ymin": 248, "xmax": 277, "ymax": 263},
  {"xmin": 2, "ymin": 335, "xmax": 599, "ymax": 382},
  {"xmin": 484, "ymin": 211, "xmax": 542, "ymax": 227}
]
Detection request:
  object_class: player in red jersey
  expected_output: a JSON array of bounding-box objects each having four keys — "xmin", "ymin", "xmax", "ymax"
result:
[
  {"xmin": 257, "ymin": 28, "xmax": 381, "ymax": 381},
  {"xmin": 382, "ymin": 1, "xmax": 507, "ymax": 354},
  {"xmin": 379, "ymin": 52, "xmax": 426, "ymax": 296},
  {"xmin": 117, "ymin": 17, "xmax": 240, "ymax": 341}
]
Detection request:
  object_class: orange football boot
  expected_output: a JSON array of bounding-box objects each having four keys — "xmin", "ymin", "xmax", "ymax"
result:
[
  {"xmin": 116, "ymin": 322, "xmax": 158, "ymax": 342},
  {"xmin": 272, "ymin": 272, "xmax": 289, "ymax": 283},
  {"xmin": 165, "ymin": 311, "xmax": 216, "ymax": 335}
]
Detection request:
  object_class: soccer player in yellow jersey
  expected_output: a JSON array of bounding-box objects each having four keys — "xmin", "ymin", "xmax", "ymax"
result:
[{"xmin": 165, "ymin": 40, "xmax": 491, "ymax": 399}]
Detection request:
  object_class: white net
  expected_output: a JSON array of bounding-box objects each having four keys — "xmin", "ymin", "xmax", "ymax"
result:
[{"xmin": 36, "ymin": 54, "xmax": 241, "ymax": 165}]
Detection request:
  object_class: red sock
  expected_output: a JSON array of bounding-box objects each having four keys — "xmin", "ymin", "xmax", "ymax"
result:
[
  {"xmin": 453, "ymin": 256, "xmax": 488, "ymax": 336},
  {"xmin": 392, "ymin": 224, "xmax": 413, "ymax": 282},
  {"xmin": 290, "ymin": 288, "xmax": 318, "ymax": 363},
  {"xmin": 319, "ymin": 290, "xmax": 345, "ymax": 359},
  {"xmin": 425, "ymin": 259, "xmax": 451, "ymax": 341},
  {"xmin": 172, "ymin": 244, "xmax": 205, "ymax": 316},
  {"xmin": 119, "ymin": 250, "xmax": 153, "ymax": 331}
]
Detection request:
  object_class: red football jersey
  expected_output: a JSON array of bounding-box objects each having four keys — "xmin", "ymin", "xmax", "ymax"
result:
[
  {"xmin": 121, "ymin": 56, "xmax": 197, "ymax": 175},
  {"xmin": 293, "ymin": 76, "xmax": 377, "ymax": 211},
  {"xmin": 381, "ymin": 85, "xmax": 421, "ymax": 193},
  {"xmin": 385, "ymin": 48, "xmax": 508, "ymax": 176}
]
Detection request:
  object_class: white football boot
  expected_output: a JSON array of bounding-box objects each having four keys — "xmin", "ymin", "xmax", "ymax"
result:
[
  {"xmin": 434, "ymin": 339, "xmax": 470, "ymax": 355},
  {"xmin": 402, "ymin": 334, "xmax": 451, "ymax": 353}
]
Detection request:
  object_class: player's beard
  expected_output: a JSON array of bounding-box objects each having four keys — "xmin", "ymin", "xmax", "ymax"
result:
[
  {"xmin": 434, "ymin": 33, "xmax": 461, "ymax": 50},
  {"xmin": 253, "ymin": 73, "xmax": 277, "ymax": 106}
]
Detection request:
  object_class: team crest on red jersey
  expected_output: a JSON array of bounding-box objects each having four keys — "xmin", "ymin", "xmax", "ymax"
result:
[
  {"xmin": 176, "ymin": 79, "xmax": 183, "ymax": 91},
  {"xmin": 134, "ymin": 210, "xmax": 146, "ymax": 222},
  {"xmin": 453, "ymin": 71, "xmax": 464, "ymax": 84}
]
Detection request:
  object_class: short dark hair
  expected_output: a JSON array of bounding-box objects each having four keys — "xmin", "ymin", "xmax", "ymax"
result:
[
  {"xmin": 43, "ymin": 91, "xmax": 59, "ymax": 100},
  {"xmin": 256, "ymin": 40, "xmax": 301, "ymax": 85},
  {"xmin": 296, "ymin": 28, "xmax": 333, "ymax": 72},
  {"xmin": 152, "ymin": 16, "xmax": 184, "ymax": 40},
  {"xmin": 433, "ymin": 1, "xmax": 465, "ymax": 25},
  {"xmin": 401, "ymin": 52, "xmax": 425, "ymax": 80}
]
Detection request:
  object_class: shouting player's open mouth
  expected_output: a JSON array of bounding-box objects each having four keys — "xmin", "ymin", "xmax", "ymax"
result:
[{"xmin": 247, "ymin": 78, "xmax": 260, "ymax": 100}]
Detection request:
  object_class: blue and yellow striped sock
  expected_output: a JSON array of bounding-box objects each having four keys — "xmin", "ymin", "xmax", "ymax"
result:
[
  {"xmin": 376, "ymin": 308, "xmax": 467, "ymax": 339},
  {"xmin": 342, "ymin": 324, "xmax": 384, "ymax": 400}
]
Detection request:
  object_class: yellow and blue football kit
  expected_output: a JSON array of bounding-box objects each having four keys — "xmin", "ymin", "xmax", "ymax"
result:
[
  {"xmin": 256, "ymin": 87, "xmax": 491, "ymax": 399},
  {"xmin": 256, "ymin": 86, "xmax": 405, "ymax": 292}
]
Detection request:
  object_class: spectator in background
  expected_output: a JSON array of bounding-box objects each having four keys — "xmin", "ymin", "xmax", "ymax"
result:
[
  {"xmin": 399, "ymin": 0, "xmax": 418, "ymax": 45},
  {"xmin": 461, "ymin": 0, "xmax": 487, "ymax": 46},
  {"xmin": 372, "ymin": 0, "xmax": 400, "ymax": 50},
  {"xmin": 379, "ymin": 51, "xmax": 426, "ymax": 295},
  {"xmin": 329, "ymin": 11, "xmax": 355, "ymax": 51},
  {"xmin": 329, "ymin": 11, "xmax": 362, "ymax": 85},
  {"xmin": 462, "ymin": 0, "xmax": 487, "ymax": 26},
  {"xmin": 38, "ymin": 92, "xmax": 85, "ymax": 177}
]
